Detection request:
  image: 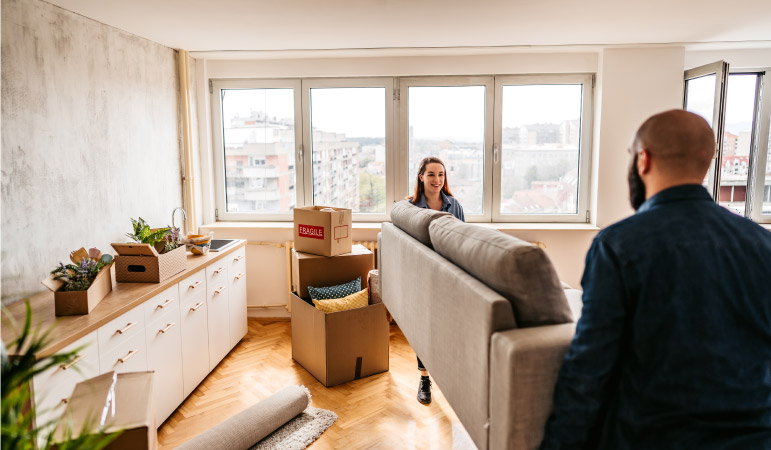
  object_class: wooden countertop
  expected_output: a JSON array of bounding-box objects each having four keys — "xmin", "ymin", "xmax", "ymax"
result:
[{"xmin": 2, "ymin": 240, "xmax": 247, "ymax": 359}]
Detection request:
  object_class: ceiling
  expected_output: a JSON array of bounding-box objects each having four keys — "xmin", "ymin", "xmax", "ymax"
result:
[{"xmin": 47, "ymin": 0, "xmax": 771, "ymax": 53}]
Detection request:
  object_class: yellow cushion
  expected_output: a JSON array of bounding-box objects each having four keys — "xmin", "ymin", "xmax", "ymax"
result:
[{"xmin": 312, "ymin": 289, "xmax": 369, "ymax": 313}]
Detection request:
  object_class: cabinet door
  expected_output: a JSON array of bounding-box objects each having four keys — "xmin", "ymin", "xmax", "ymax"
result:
[
  {"xmin": 145, "ymin": 300, "xmax": 183, "ymax": 426},
  {"xmin": 99, "ymin": 308, "xmax": 147, "ymax": 374},
  {"xmin": 228, "ymin": 247, "xmax": 247, "ymax": 348},
  {"xmin": 33, "ymin": 331, "xmax": 100, "ymax": 436},
  {"xmin": 206, "ymin": 264, "xmax": 230, "ymax": 370},
  {"xmin": 180, "ymin": 273, "xmax": 210, "ymax": 398}
]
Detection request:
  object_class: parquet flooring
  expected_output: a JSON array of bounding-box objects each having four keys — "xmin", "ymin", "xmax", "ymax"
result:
[{"xmin": 158, "ymin": 318, "xmax": 467, "ymax": 450}]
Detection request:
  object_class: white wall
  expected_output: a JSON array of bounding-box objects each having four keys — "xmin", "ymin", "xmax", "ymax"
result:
[
  {"xmin": 1, "ymin": 0, "xmax": 182, "ymax": 303},
  {"xmin": 195, "ymin": 47, "xmax": 687, "ymax": 317}
]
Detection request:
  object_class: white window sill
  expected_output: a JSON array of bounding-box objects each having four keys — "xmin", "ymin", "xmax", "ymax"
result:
[{"xmin": 200, "ymin": 221, "xmax": 600, "ymax": 232}]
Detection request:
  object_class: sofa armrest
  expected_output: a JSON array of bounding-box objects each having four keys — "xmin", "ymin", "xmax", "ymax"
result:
[{"xmin": 489, "ymin": 323, "xmax": 576, "ymax": 450}]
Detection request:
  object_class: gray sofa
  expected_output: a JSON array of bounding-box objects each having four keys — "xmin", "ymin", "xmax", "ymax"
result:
[{"xmin": 378, "ymin": 202, "xmax": 583, "ymax": 450}]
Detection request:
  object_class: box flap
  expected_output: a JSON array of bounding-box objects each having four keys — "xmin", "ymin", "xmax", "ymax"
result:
[{"xmin": 104, "ymin": 372, "xmax": 155, "ymax": 432}]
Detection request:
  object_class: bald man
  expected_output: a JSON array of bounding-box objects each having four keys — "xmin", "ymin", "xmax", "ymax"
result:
[{"xmin": 541, "ymin": 110, "xmax": 771, "ymax": 450}]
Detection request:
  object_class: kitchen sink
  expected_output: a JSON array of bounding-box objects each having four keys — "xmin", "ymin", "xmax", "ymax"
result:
[{"xmin": 209, "ymin": 239, "xmax": 238, "ymax": 252}]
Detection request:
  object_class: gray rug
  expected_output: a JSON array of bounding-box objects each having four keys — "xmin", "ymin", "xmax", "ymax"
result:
[{"xmin": 249, "ymin": 406, "xmax": 337, "ymax": 450}]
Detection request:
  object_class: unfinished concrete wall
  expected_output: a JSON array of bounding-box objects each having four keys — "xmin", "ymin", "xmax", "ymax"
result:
[{"xmin": 1, "ymin": 0, "xmax": 182, "ymax": 303}]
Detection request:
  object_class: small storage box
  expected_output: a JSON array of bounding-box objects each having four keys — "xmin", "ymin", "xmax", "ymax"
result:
[
  {"xmin": 115, "ymin": 245, "xmax": 186, "ymax": 283},
  {"xmin": 53, "ymin": 264, "xmax": 113, "ymax": 316}
]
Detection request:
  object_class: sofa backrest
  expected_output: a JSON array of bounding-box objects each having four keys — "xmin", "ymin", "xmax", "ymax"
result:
[
  {"xmin": 380, "ymin": 222, "xmax": 516, "ymax": 450},
  {"xmin": 389, "ymin": 200, "xmax": 451, "ymax": 248},
  {"xmin": 429, "ymin": 216, "xmax": 573, "ymax": 327}
]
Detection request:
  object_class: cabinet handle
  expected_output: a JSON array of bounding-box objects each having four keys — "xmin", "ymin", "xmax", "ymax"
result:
[
  {"xmin": 234, "ymin": 273, "xmax": 244, "ymax": 281},
  {"xmin": 214, "ymin": 266, "xmax": 225, "ymax": 274},
  {"xmin": 190, "ymin": 302, "xmax": 204, "ymax": 312},
  {"xmin": 233, "ymin": 255, "xmax": 243, "ymax": 262},
  {"xmin": 189, "ymin": 281, "xmax": 202, "ymax": 289},
  {"xmin": 214, "ymin": 286, "xmax": 225, "ymax": 295},
  {"xmin": 156, "ymin": 298, "xmax": 175, "ymax": 309},
  {"xmin": 116, "ymin": 322, "xmax": 136, "ymax": 335},
  {"xmin": 117, "ymin": 349, "xmax": 137, "ymax": 364},
  {"xmin": 59, "ymin": 354, "xmax": 86, "ymax": 371},
  {"xmin": 159, "ymin": 322, "xmax": 176, "ymax": 334}
]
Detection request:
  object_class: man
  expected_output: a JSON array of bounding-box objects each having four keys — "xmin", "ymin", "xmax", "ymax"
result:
[{"xmin": 541, "ymin": 110, "xmax": 771, "ymax": 449}]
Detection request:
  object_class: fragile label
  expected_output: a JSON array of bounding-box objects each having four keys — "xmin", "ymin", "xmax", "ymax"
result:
[{"xmin": 298, "ymin": 224, "xmax": 324, "ymax": 240}]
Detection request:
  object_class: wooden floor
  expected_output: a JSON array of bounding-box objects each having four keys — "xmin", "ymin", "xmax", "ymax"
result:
[{"xmin": 158, "ymin": 318, "xmax": 467, "ymax": 449}]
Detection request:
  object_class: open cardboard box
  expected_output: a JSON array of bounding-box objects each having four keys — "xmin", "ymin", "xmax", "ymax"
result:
[
  {"xmin": 290, "ymin": 244, "xmax": 388, "ymax": 386},
  {"xmin": 113, "ymin": 245, "xmax": 186, "ymax": 283},
  {"xmin": 291, "ymin": 293, "xmax": 389, "ymax": 387},
  {"xmin": 43, "ymin": 264, "xmax": 114, "ymax": 316},
  {"xmin": 293, "ymin": 205, "xmax": 352, "ymax": 257},
  {"xmin": 52, "ymin": 371, "xmax": 156, "ymax": 450}
]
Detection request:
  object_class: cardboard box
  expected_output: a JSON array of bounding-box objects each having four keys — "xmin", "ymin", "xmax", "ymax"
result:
[
  {"xmin": 294, "ymin": 206, "xmax": 352, "ymax": 257},
  {"xmin": 52, "ymin": 264, "xmax": 113, "ymax": 316},
  {"xmin": 114, "ymin": 245, "xmax": 186, "ymax": 283},
  {"xmin": 291, "ymin": 293, "xmax": 389, "ymax": 387},
  {"xmin": 53, "ymin": 371, "xmax": 156, "ymax": 450},
  {"xmin": 291, "ymin": 245, "xmax": 373, "ymax": 299}
]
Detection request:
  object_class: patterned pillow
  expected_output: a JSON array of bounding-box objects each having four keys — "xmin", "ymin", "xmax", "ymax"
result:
[
  {"xmin": 307, "ymin": 276, "xmax": 361, "ymax": 300},
  {"xmin": 313, "ymin": 289, "xmax": 369, "ymax": 313}
]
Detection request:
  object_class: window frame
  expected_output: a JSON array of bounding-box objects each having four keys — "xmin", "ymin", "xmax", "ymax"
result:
[
  {"xmin": 210, "ymin": 78, "xmax": 303, "ymax": 221},
  {"xmin": 748, "ymin": 68, "xmax": 771, "ymax": 222},
  {"xmin": 210, "ymin": 75, "xmax": 594, "ymax": 223},
  {"xmin": 492, "ymin": 74, "xmax": 594, "ymax": 223},
  {"xmin": 398, "ymin": 76, "xmax": 495, "ymax": 222},
  {"xmin": 300, "ymin": 77, "xmax": 395, "ymax": 222}
]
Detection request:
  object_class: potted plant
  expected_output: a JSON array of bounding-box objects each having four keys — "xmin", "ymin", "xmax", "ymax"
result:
[
  {"xmin": 125, "ymin": 217, "xmax": 181, "ymax": 254},
  {"xmin": 1, "ymin": 301, "xmax": 120, "ymax": 450},
  {"xmin": 44, "ymin": 250, "xmax": 113, "ymax": 316}
]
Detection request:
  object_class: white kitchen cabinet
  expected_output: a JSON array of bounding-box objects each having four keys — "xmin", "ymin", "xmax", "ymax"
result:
[
  {"xmin": 32, "ymin": 331, "xmax": 100, "ymax": 440},
  {"xmin": 206, "ymin": 263, "xmax": 230, "ymax": 370},
  {"xmin": 99, "ymin": 308, "xmax": 147, "ymax": 374},
  {"xmin": 179, "ymin": 270, "xmax": 210, "ymax": 398},
  {"xmin": 228, "ymin": 247, "xmax": 247, "ymax": 348},
  {"xmin": 144, "ymin": 285, "xmax": 183, "ymax": 425}
]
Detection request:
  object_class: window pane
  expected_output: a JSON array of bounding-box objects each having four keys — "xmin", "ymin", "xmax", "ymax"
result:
[
  {"xmin": 309, "ymin": 87, "xmax": 386, "ymax": 213},
  {"xmin": 407, "ymin": 86, "xmax": 485, "ymax": 214},
  {"xmin": 221, "ymin": 89, "xmax": 296, "ymax": 213},
  {"xmin": 499, "ymin": 84, "xmax": 583, "ymax": 215},
  {"xmin": 719, "ymin": 74, "xmax": 758, "ymax": 215},
  {"xmin": 685, "ymin": 74, "xmax": 717, "ymax": 127}
]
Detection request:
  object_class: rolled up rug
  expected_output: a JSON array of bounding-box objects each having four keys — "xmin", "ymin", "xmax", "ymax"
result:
[{"xmin": 176, "ymin": 386, "xmax": 312, "ymax": 450}]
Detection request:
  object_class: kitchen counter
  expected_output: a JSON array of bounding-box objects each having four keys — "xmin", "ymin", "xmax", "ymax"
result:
[{"xmin": 1, "ymin": 240, "xmax": 247, "ymax": 359}]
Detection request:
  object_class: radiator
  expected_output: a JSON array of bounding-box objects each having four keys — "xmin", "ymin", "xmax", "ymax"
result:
[{"xmin": 245, "ymin": 240, "xmax": 378, "ymax": 312}]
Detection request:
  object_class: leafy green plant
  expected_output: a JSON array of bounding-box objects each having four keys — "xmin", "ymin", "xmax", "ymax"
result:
[
  {"xmin": 50, "ymin": 259, "xmax": 109, "ymax": 292},
  {"xmin": 1, "ymin": 301, "xmax": 120, "ymax": 450},
  {"xmin": 126, "ymin": 217, "xmax": 180, "ymax": 254}
]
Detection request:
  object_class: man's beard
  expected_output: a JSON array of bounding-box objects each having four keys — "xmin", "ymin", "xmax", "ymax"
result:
[{"xmin": 628, "ymin": 153, "xmax": 646, "ymax": 211}]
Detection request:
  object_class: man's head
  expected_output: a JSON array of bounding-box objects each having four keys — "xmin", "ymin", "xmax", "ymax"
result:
[{"xmin": 627, "ymin": 110, "xmax": 715, "ymax": 210}]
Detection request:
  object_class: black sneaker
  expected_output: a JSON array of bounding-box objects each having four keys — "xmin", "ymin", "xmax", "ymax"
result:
[{"xmin": 417, "ymin": 376, "xmax": 432, "ymax": 404}]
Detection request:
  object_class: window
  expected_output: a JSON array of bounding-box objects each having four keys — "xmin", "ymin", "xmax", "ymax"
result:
[
  {"xmin": 212, "ymin": 75, "xmax": 592, "ymax": 222},
  {"xmin": 684, "ymin": 63, "xmax": 771, "ymax": 222}
]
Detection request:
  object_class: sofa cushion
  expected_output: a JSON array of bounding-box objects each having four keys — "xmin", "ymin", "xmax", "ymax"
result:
[
  {"xmin": 390, "ymin": 200, "xmax": 451, "ymax": 247},
  {"xmin": 307, "ymin": 276, "xmax": 361, "ymax": 300},
  {"xmin": 312, "ymin": 289, "xmax": 369, "ymax": 313},
  {"xmin": 428, "ymin": 216, "xmax": 572, "ymax": 326}
]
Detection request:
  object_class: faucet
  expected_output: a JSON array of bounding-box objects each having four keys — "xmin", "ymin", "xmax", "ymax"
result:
[{"xmin": 171, "ymin": 207, "xmax": 188, "ymax": 236}]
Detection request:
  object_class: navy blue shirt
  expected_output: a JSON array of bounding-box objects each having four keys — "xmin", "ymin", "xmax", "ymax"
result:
[
  {"xmin": 542, "ymin": 184, "xmax": 771, "ymax": 450},
  {"xmin": 413, "ymin": 191, "xmax": 465, "ymax": 222}
]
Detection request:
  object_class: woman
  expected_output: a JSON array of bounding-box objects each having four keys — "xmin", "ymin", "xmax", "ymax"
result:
[{"xmin": 409, "ymin": 156, "xmax": 465, "ymax": 404}]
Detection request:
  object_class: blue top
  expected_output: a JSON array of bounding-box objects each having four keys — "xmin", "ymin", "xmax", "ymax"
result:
[
  {"xmin": 413, "ymin": 191, "xmax": 465, "ymax": 222},
  {"xmin": 541, "ymin": 184, "xmax": 771, "ymax": 450}
]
